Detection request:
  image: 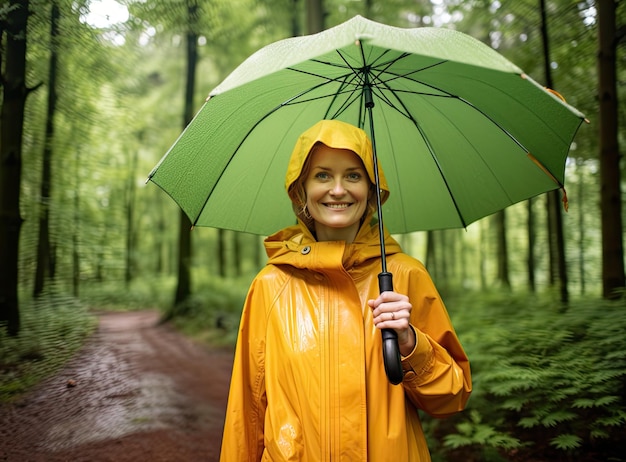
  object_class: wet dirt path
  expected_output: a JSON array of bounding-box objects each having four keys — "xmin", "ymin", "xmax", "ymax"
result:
[{"xmin": 0, "ymin": 311, "xmax": 233, "ymax": 461}]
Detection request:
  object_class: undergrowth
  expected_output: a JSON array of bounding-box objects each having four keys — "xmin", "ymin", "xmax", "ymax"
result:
[
  {"xmin": 0, "ymin": 290, "xmax": 97, "ymax": 402},
  {"xmin": 425, "ymin": 291, "xmax": 626, "ymax": 462},
  {"xmin": 168, "ymin": 276, "xmax": 249, "ymax": 348}
]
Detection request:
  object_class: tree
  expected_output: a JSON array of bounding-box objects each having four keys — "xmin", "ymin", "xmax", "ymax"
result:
[
  {"xmin": 597, "ymin": 0, "xmax": 625, "ymax": 299},
  {"xmin": 306, "ymin": 0, "xmax": 324, "ymax": 33},
  {"xmin": 0, "ymin": 0, "xmax": 32, "ymax": 335},
  {"xmin": 494, "ymin": 210, "xmax": 511, "ymax": 289},
  {"xmin": 539, "ymin": 0, "xmax": 569, "ymax": 304},
  {"xmin": 526, "ymin": 197, "xmax": 536, "ymax": 292},
  {"xmin": 173, "ymin": 0, "xmax": 199, "ymax": 308},
  {"xmin": 34, "ymin": 1, "xmax": 60, "ymax": 297},
  {"xmin": 125, "ymin": 138, "xmax": 139, "ymax": 286}
]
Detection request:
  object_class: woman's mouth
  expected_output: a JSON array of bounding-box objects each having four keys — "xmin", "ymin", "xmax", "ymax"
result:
[{"xmin": 324, "ymin": 202, "xmax": 351, "ymax": 210}]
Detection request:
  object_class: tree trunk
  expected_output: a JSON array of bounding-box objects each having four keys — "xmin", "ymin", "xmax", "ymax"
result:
[
  {"xmin": 174, "ymin": 0, "xmax": 199, "ymax": 307},
  {"xmin": 34, "ymin": 1, "xmax": 60, "ymax": 297},
  {"xmin": 234, "ymin": 232, "xmax": 241, "ymax": 277},
  {"xmin": 597, "ymin": 0, "xmax": 625, "ymax": 299},
  {"xmin": 72, "ymin": 146, "xmax": 81, "ymax": 297},
  {"xmin": 291, "ymin": 0, "xmax": 300, "ymax": 37},
  {"xmin": 459, "ymin": 230, "xmax": 467, "ymax": 289},
  {"xmin": 527, "ymin": 198, "xmax": 536, "ymax": 292},
  {"xmin": 549, "ymin": 190, "xmax": 568, "ymax": 304},
  {"xmin": 218, "ymin": 229, "xmax": 226, "ymax": 278},
  {"xmin": 155, "ymin": 194, "xmax": 165, "ymax": 274},
  {"xmin": 125, "ymin": 146, "xmax": 139, "ymax": 286},
  {"xmin": 306, "ymin": 0, "xmax": 324, "ymax": 34},
  {"xmin": 577, "ymin": 159, "xmax": 586, "ymax": 295},
  {"xmin": 174, "ymin": 211, "xmax": 192, "ymax": 306},
  {"xmin": 495, "ymin": 210, "xmax": 511, "ymax": 289},
  {"xmin": 0, "ymin": 0, "xmax": 29, "ymax": 336},
  {"xmin": 539, "ymin": 0, "xmax": 568, "ymax": 303},
  {"xmin": 439, "ymin": 230, "xmax": 449, "ymax": 288},
  {"xmin": 255, "ymin": 234, "xmax": 263, "ymax": 270},
  {"xmin": 479, "ymin": 221, "xmax": 487, "ymax": 290},
  {"xmin": 425, "ymin": 230, "xmax": 436, "ymax": 281}
]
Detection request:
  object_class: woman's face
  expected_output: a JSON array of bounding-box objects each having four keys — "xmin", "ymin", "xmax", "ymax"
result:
[{"xmin": 303, "ymin": 144, "xmax": 371, "ymax": 243}]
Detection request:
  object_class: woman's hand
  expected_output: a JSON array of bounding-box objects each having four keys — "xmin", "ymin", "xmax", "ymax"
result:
[{"xmin": 368, "ymin": 291, "xmax": 416, "ymax": 356}]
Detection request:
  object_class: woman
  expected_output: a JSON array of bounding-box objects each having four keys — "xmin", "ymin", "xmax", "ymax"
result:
[{"xmin": 220, "ymin": 119, "xmax": 471, "ymax": 461}]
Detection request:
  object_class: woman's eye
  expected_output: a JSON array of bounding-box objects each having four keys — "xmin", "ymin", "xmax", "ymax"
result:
[
  {"xmin": 315, "ymin": 172, "xmax": 329, "ymax": 180},
  {"xmin": 347, "ymin": 172, "xmax": 362, "ymax": 181}
]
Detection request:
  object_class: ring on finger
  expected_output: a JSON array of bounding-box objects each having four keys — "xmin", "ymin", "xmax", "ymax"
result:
[{"xmin": 391, "ymin": 312, "xmax": 395, "ymax": 320}]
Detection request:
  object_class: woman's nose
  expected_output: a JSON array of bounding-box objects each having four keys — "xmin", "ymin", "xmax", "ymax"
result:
[{"xmin": 330, "ymin": 179, "xmax": 346, "ymax": 195}]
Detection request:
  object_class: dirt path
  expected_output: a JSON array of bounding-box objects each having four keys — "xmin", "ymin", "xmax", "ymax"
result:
[{"xmin": 0, "ymin": 310, "xmax": 234, "ymax": 461}]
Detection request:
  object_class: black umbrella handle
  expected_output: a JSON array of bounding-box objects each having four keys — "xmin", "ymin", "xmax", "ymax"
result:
[{"xmin": 378, "ymin": 272, "xmax": 404, "ymax": 385}]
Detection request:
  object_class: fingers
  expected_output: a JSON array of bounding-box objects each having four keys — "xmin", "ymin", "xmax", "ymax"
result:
[
  {"xmin": 368, "ymin": 292, "xmax": 416, "ymax": 353},
  {"xmin": 368, "ymin": 291, "xmax": 411, "ymax": 328}
]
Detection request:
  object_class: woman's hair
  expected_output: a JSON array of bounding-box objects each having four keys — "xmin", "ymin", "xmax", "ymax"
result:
[{"xmin": 288, "ymin": 142, "xmax": 378, "ymax": 230}]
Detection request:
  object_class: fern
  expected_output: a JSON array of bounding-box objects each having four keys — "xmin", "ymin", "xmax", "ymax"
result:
[
  {"xmin": 550, "ymin": 433, "xmax": 583, "ymax": 450},
  {"xmin": 443, "ymin": 410, "xmax": 522, "ymax": 451},
  {"xmin": 424, "ymin": 293, "xmax": 626, "ymax": 461}
]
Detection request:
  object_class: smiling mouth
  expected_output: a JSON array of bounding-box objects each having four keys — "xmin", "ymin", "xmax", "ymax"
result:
[{"xmin": 324, "ymin": 203, "xmax": 351, "ymax": 209}]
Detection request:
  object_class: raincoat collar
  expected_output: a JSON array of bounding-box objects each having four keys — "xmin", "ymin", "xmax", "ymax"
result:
[{"xmin": 265, "ymin": 216, "xmax": 402, "ymax": 272}]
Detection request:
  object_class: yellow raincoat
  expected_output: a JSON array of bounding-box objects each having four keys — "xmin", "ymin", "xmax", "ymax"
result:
[{"xmin": 220, "ymin": 121, "xmax": 471, "ymax": 461}]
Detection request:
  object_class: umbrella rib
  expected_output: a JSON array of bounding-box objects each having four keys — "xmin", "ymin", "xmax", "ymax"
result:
[
  {"xmin": 375, "ymin": 77, "xmax": 549, "ymax": 217},
  {"xmin": 369, "ymin": 64, "xmax": 535, "ymax": 161},
  {"xmin": 362, "ymin": 78, "xmax": 470, "ymax": 226},
  {"xmin": 369, "ymin": 61, "xmax": 535, "ymax": 156},
  {"xmin": 373, "ymin": 78, "xmax": 470, "ymax": 228},
  {"xmin": 285, "ymin": 67, "xmax": 371, "ymax": 121}
]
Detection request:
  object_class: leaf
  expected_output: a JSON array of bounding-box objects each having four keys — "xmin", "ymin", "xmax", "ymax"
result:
[
  {"xmin": 590, "ymin": 428, "xmax": 610, "ymax": 439},
  {"xmin": 572, "ymin": 398, "xmax": 596, "ymax": 408},
  {"xmin": 518, "ymin": 416, "xmax": 540, "ymax": 428},
  {"xmin": 443, "ymin": 434, "xmax": 474, "ymax": 449},
  {"xmin": 541, "ymin": 411, "xmax": 577, "ymax": 427},
  {"xmin": 595, "ymin": 413, "xmax": 626, "ymax": 427},
  {"xmin": 473, "ymin": 425, "xmax": 497, "ymax": 444},
  {"xmin": 549, "ymin": 434, "xmax": 582, "ymax": 450},
  {"xmin": 594, "ymin": 395, "xmax": 620, "ymax": 407}
]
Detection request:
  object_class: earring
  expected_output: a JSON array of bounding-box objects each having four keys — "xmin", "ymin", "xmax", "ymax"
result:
[{"xmin": 302, "ymin": 204, "xmax": 312, "ymax": 220}]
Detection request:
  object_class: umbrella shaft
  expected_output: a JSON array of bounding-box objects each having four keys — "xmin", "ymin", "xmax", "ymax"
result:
[{"xmin": 365, "ymin": 89, "xmax": 388, "ymax": 274}]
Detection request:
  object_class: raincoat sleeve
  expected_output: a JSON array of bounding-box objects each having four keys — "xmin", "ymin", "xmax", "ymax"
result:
[
  {"xmin": 220, "ymin": 274, "xmax": 270, "ymax": 462},
  {"xmin": 394, "ymin": 257, "xmax": 472, "ymax": 418}
]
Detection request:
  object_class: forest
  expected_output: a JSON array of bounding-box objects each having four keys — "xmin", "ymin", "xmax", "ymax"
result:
[{"xmin": 1, "ymin": 0, "xmax": 625, "ymax": 460}]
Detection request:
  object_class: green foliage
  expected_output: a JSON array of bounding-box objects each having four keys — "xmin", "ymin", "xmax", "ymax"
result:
[
  {"xmin": 78, "ymin": 275, "xmax": 177, "ymax": 312},
  {"xmin": 0, "ymin": 289, "xmax": 97, "ymax": 402},
  {"xmin": 169, "ymin": 275, "xmax": 250, "ymax": 347},
  {"xmin": 444, "ymin": 410, "xmax": 523, "ymax": 451},
  {"xmin": 426, "ymin": 292, "xmax": 626, "ymax": 461}
]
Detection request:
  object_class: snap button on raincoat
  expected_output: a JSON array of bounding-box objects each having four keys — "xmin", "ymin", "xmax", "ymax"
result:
[{"xmin": 220, "ymin": 120, "xmax": 471, "ymax": 461}]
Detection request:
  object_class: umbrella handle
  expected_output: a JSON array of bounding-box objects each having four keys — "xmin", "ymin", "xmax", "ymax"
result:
[{"xmin": 379, "ymin": 272, "xmax": 404, "ymax": 385}]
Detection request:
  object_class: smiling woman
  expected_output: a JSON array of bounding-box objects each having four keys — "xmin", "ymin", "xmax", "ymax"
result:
[{"xmin": 219, "ymin": 119, "xmax": 472, "ymax": 462}]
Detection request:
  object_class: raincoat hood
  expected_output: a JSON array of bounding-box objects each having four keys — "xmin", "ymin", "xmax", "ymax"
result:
[{"xmin": 285, "ymin": 119, "xmax": 390, "ymax": 206}]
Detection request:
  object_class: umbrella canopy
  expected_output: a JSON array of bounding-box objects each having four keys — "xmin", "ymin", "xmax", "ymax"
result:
[{"xmin": 148, "ymin": 15, "xmax": 585, "ymax": 236}]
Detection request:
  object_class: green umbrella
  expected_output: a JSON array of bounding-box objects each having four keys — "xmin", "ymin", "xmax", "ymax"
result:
[
  {"xmin": 149, "ymin": 15, "xmax": 584, "ymax": 236},
  {"xmin": 148, "ymin": 15, "xmax": 585, "ymax": 384}
]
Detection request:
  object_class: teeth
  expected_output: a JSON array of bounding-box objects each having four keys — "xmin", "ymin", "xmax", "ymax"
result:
[{"xmin": 326, "ymin": 203, "xmax": 349, "ymax": 209}]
